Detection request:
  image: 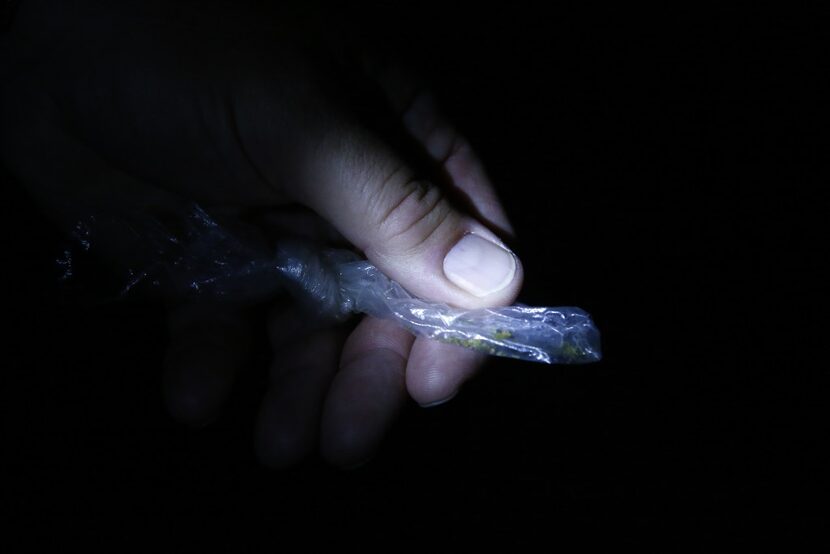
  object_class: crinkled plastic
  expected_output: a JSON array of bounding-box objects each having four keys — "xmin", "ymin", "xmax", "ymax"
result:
[
  {"xmin": 64, "ymin": 204, "xmax": 601, "ymax": 364},
  {"xmin": 275, "ymin": 240, "xmax": 601, "ymax": 364}
]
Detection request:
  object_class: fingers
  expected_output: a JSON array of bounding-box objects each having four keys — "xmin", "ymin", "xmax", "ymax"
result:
[
  {"xmin": 320, "ymin": 316, "xmax": 414, "ymax": 468},
  {"xmin": 255, "ymin": 326, "xmax": 344, "ymax": 469},
  {"xmin": 366, "ymin": 61, "xmax": 515, "ymax": 237},
  {"xmin": 163, "ymin": 303, "xmax": 252, "ymax": 427},
  {"xmin": 402, "ymin": 93, "xmax": 515, "ymax": 236},
  {"xmin": 405, "ymin": 337, "xmax": 487, "ymax": 408},
  {"xmin": 291, "ymin": 122, "xmax": 523, "ymax": 310},
  {"xmin": 258, "ymin": 50, "xmax": 524, "ymax": 310}
]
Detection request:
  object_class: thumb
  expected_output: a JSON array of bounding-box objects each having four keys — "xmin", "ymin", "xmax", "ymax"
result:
[{"xmin": 293, "ymin": 127, "xmax": 523, "ymax": 310}]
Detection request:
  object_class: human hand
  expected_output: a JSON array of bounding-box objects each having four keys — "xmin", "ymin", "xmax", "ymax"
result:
[{"xmin": 0, "ymin": 0, "xmax": 524, "ymax": 467}]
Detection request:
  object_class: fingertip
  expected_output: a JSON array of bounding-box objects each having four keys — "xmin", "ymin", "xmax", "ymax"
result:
[
  {"xmin": 320, "ymin": 325, "xmax": 409, "ymax": 468},
  {"xmin": 406, "ymin": 338, "xmax": 486, "ymax": 408},
  {"xmin": 417, "ymin": 389, "xmax": 458, "ymax": 408},
  {"xmin": 319, "ymin": 351, "xmax": 404, "ymax": 468},
  {"xmin": 363, "ymin": 215, "xmax": 524, "ymax": 311},
  {"xmin": 407, "ymin": 366, "xmax": 459, "ymax": 408},
  {"xmin": 256, "ymin": 329, "xmax": 343, "ymax": 470},
  {"xmin": 441, "ymin": 231, "xmax": 522, "ymax": 302}
]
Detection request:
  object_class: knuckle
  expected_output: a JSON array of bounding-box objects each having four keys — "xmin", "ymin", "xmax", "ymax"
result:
[
  {"xmin": 443, "ymin": 133, "xmax": 468, "ymax": 163},
  {"xmin": 431, "ymin": 128, "xmax": 465, "ymax": 165},
  {"xmin": 402, "ymin": 92, "xmax": 465, "ymax": 163},
  {"xmin": 374, "ymin": 176, "xmax": 453, "ymax": 253}
]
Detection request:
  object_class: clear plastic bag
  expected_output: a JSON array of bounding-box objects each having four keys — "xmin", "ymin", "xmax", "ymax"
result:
[
  {"xmin": 275, "ymin": 240, "xmax": 601, "ymax": 364},
  {"xmin": 65, "ymin": 204, "xmax": 601, "ymax": 364}
]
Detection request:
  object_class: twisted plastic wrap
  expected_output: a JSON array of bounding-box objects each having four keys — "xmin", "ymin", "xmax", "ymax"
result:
[
  {"xmin": 65, "ymin": 204, "xmax": 601, "ymax": 364},
  {"xmin": 276, "ymin": 241, "xmax": 601, "ymax": 364}
]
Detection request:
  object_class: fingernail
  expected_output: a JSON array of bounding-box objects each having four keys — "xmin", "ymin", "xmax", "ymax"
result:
[
  {"xmin": 443, "ymin": 234, "xmax": 517, "ymax": 297},
  {"xmin": 418, "ymin": 389, "xmax": 458, "ymax": 408}
]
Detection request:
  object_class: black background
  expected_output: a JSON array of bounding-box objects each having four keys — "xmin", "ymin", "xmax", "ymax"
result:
[{"xmin": 3, "ymin": 3, "xmax": 826, "ymax": 548}]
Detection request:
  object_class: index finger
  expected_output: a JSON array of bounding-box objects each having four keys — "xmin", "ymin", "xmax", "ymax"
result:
[{"xmin": 367, "ymin": 60, "xmax": 515, "ymax": 238}]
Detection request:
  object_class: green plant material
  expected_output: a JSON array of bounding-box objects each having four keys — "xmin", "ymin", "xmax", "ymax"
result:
[
  {"xmin": 440, "ymin": 336, "xmax": 500, "ymax": 355},
  {"xmin": 559, "ymin": 342, "xmax": 588, "ymax": 362},
  {"xmin": 438, "ymin": 327, "xmax": 592, "ymax": 363},
  {"xmin": 439, "ymin": 329, "xmax": 519, "ymax": 357}
]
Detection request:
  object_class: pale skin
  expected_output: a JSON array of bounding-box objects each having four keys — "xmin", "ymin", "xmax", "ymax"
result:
[{"xmin": 1, "ymin": 0, "xmax": 524, "ymax": 468}]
